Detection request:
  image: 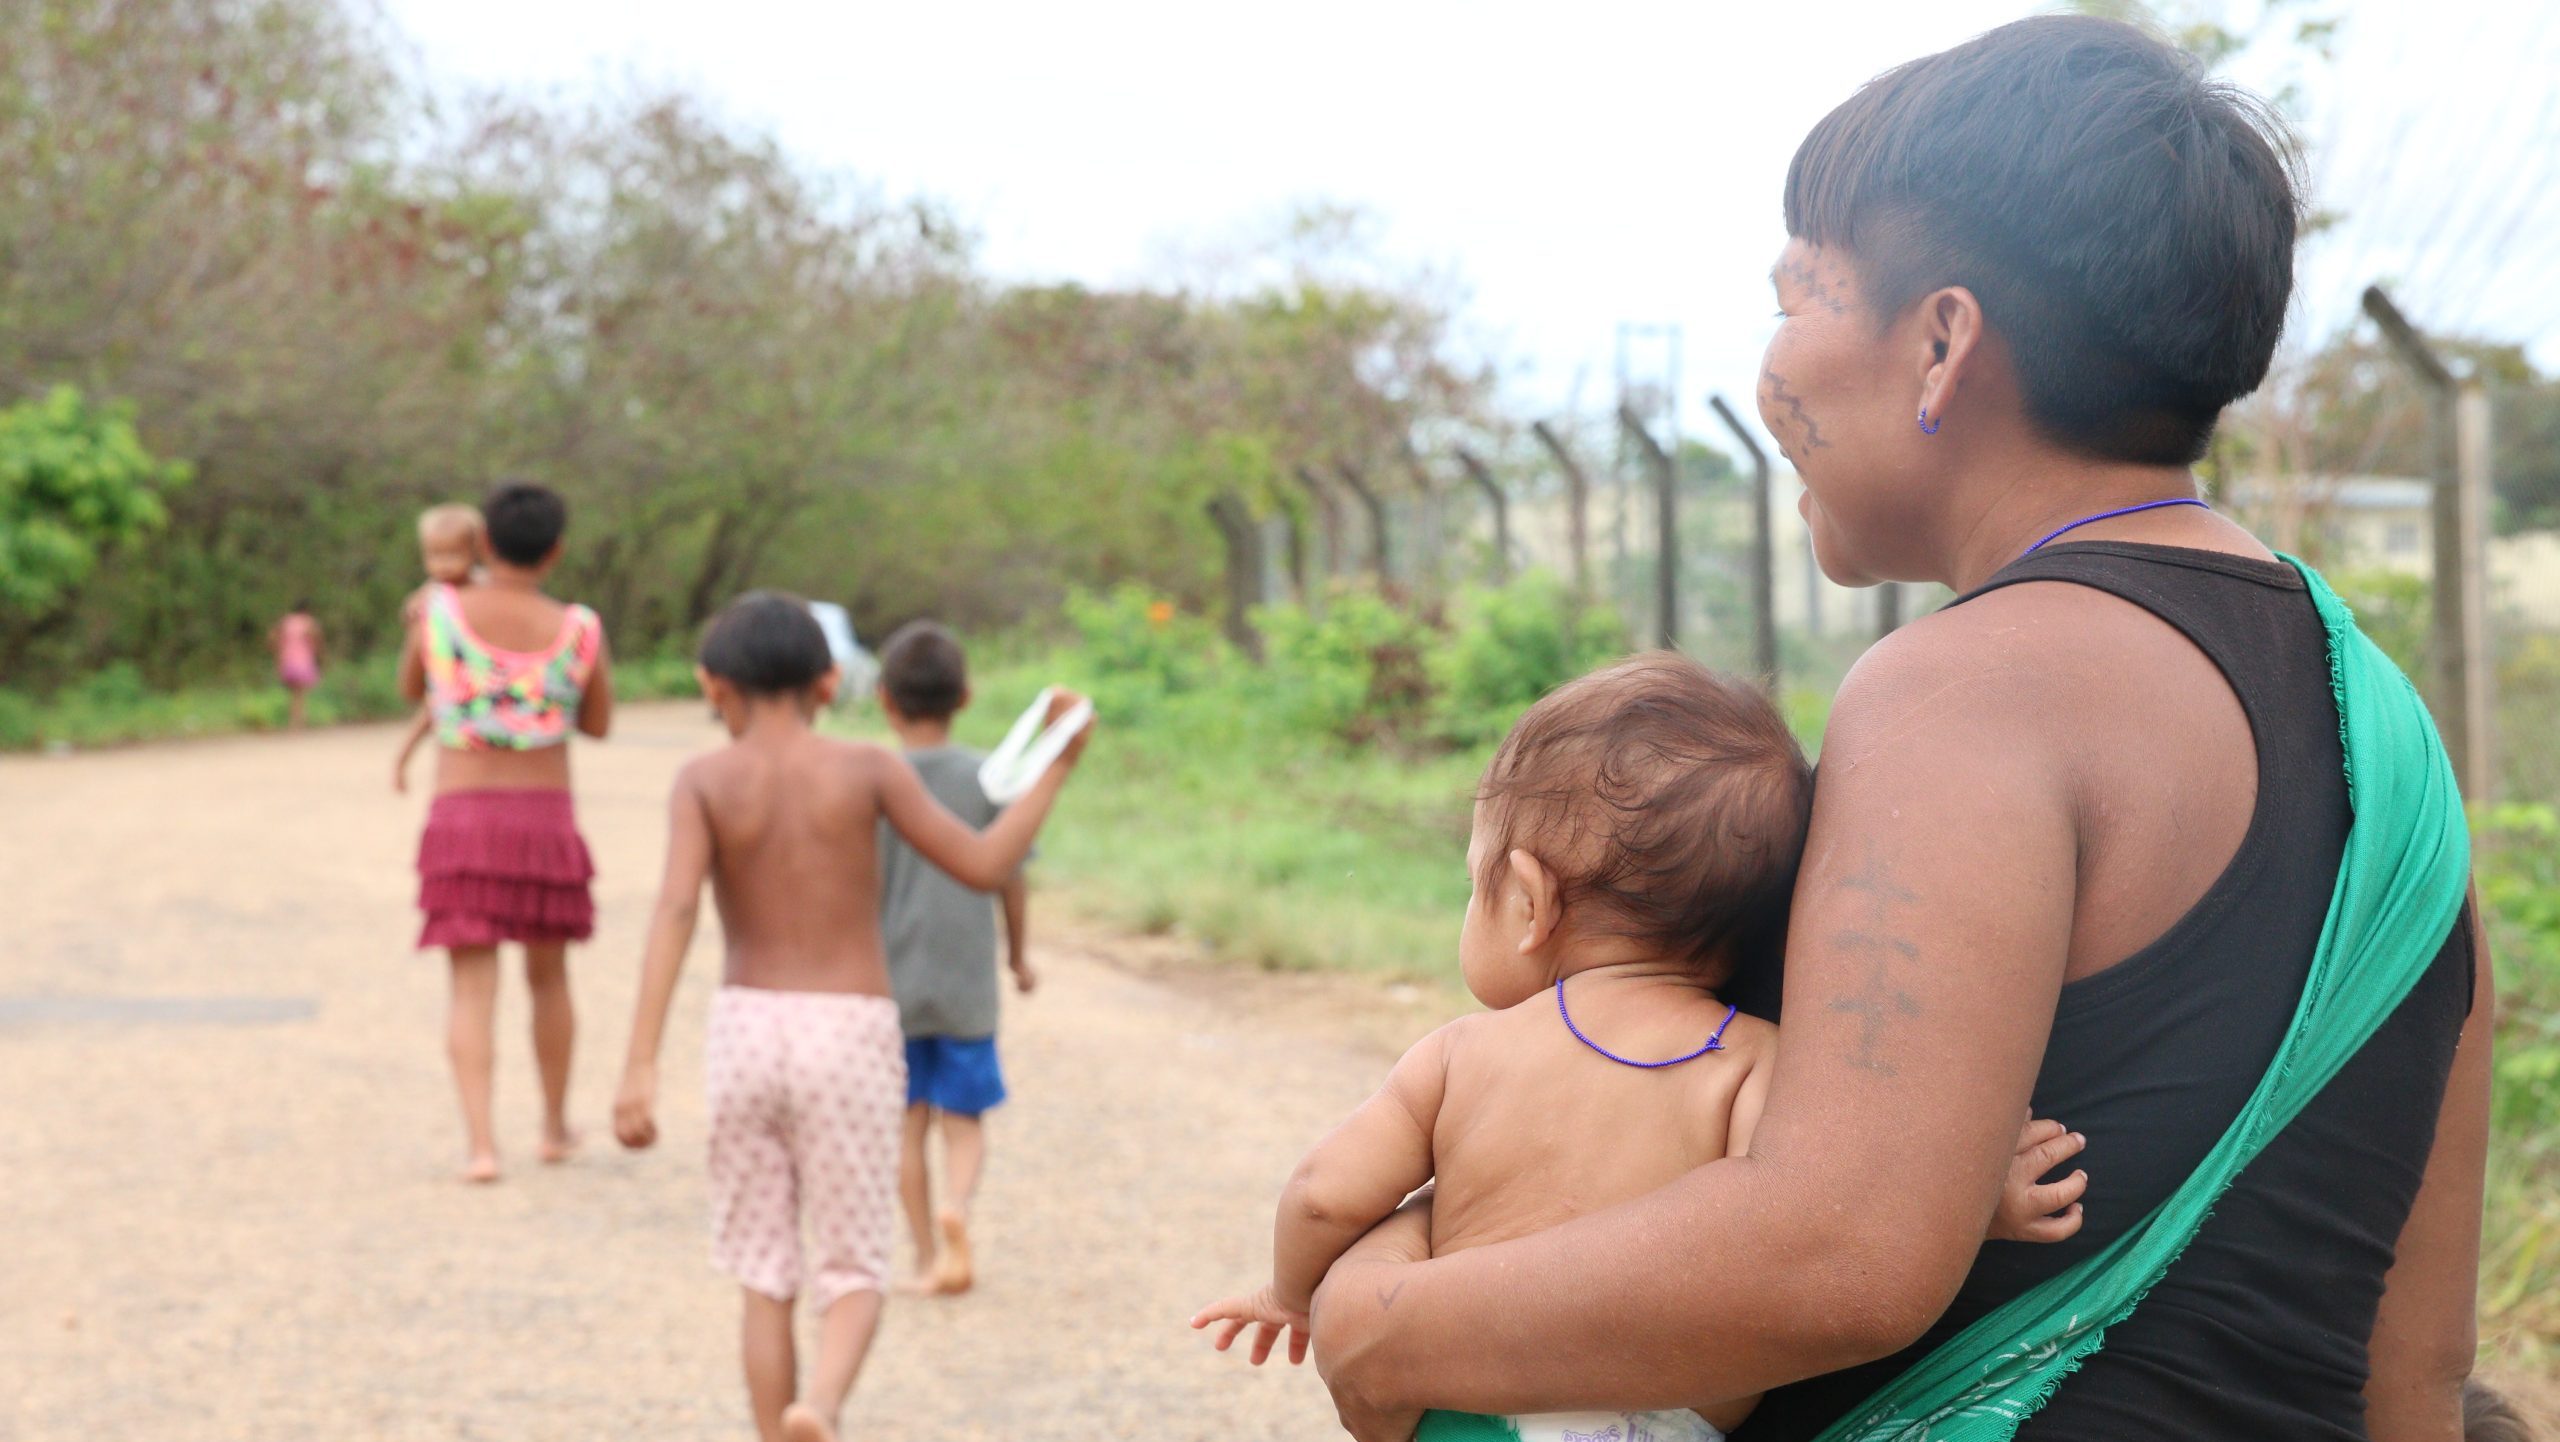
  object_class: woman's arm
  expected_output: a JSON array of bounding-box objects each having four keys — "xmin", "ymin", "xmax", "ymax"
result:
[
  {"xmin": 2364, "ymin": 893, "xmax": 2494, "ymax": 1442},
  {"xmin": 612, "ymin": 770, "xmax": 715, "ymax": 1150},
  {"xmin": 1313, "ymin": 619, "xmax": 2081, "ymax": 1431},
  {"xmin": 873, "ymin": 699, "xmax": 1089, "ymax": 891},
  {"xmin": 578, "ymin": 631, "xmax": 614, "ymax": 739}
]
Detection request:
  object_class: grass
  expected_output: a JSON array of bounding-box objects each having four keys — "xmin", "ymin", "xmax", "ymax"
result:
[{"xmin": 914, "ymin": 658, "xmax": 1488, "ymax": 984}]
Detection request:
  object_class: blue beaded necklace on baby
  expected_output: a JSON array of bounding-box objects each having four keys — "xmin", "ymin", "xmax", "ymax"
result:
[{"xmin": 1555, "ymin": 977, "xmax": 1738, "ymax": 1068}]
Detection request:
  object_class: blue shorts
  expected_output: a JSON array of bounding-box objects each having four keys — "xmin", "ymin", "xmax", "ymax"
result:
[{"xmin": 904, "ymin": 1035, "xmax": 1007, "ymax": 1116}]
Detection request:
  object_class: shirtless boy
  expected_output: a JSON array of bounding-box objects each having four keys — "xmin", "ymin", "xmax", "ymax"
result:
[{"xmin": 613, "ymin": 592, "xmax": 1088, "ymax": 1442}]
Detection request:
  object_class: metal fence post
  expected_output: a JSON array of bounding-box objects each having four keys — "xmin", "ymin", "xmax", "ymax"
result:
[
  {"xmin": 1708, "ymin": 394, "xmax": 1778, "ymax": 684},
  {"xmin": 1616, "ymin": 402, "xmax": 1677, "ymax": 650},
  {"xmin": 1455, "ymin": 447, "xmax": 1510, "ymax": 583}
]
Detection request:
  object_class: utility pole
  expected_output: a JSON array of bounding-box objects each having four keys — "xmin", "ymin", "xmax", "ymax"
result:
[
  {"xmin": 2364, "ymin": 285, "xmax": 2495, "ymax": 797},
  {"xmin": 1617, "ymin": 401, "xmax": 1677, "ymax": 650},
  {"xmin": 1708, "ymin": 394, "xmax": 1779, "ymax": 684},
  {"xmin": 1454, "ymin": 447, "xmax": 1510, "ymax": 583},
  {"xmin": 1530, "ymin": 420, "xmax": 1593, "ymax": 601}
]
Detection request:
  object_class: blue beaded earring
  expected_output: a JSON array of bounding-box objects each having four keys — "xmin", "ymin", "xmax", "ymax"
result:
[{"xmin": 1917, "ymin": 406, "xmax": 1941, "ymax": 435}]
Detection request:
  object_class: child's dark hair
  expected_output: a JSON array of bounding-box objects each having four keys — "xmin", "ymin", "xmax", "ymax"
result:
[
  {"xmin": 480, "ymin": 482, "xmax": 568, "ymax": 566},
  {"xmin": 1478, "ymin": 653, "xmax": 1813, "ymax": 980},
  {"xmin": 1787, "ymin": 15, "xmax": 2300, "ymax": 465},
  {"xmin": 699, "ymin": 591, "xmax": 834, "ymax": 697},
  {"xmin": 879, "ymin": 621, "xmax": 968, "ymax": 722},
  {"xmin": 2465, "ymin": 1379, "xmax": 2540, "ymax": 1442}
]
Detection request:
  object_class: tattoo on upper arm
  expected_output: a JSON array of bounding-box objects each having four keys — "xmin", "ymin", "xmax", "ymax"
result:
[
  {"xmin": 1826, "ymin": 848, "xmax": 1923, "ymax": 1076},
  {"xmin": 1378, "ymin": 1279, "xmax": 1406, "ymax": 1312}
]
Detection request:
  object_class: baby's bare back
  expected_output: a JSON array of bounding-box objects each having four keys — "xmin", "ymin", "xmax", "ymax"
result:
[
  {"xmin": 689, "ymin": 733, "xmax": 898, "ymax": 996},
  {"xmin": 1428, "ymin": 983, "xmax": 1774, "ymax": 1259}
]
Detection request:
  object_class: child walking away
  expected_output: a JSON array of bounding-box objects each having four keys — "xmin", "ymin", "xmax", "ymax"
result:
[
  {"xmin": 872, "ymin": 622, "xmax": 1037, "ymax": 1298},
  {"xmin": 397, "ymin": 482, "xmax": 613, "ymax": 1184},
  {"xmin": 394, "ymin": 504, "xmax": 485, "ymax": 793},
  {"xmin": 270, "ymin": 601, "xmax": 323, "ymax": 730},
  {"xmin": 613, "ymin": 594, "xmax": 1088, "ymax": 1442},
  {"xmin": 1192, "ymin": 655, "xmax": 2089, "ymax": 1442}
]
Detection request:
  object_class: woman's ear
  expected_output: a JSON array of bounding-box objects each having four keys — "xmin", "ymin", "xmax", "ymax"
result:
[
  {"xmin": 1917, "ymin": 285, "xmax": 1987, "ymax": 425},
  {"xmin": 1508, "ymin": 848, "xmax": 1564, "ymax": 954}
]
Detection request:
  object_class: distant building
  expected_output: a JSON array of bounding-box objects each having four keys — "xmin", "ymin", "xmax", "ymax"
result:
[{"xmin": 2229, "ymin": 473, "xmax": 2560, "ymax": 628}]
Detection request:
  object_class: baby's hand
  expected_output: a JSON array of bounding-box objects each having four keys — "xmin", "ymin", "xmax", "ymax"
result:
[
  {"xmin": 1991, "ymin": 1116, "xmax": 2087, "ymax": 1244},
  {"xmin": 1189, "ymin": 1283, "xmax": 1309, "ymax": 1366},
  {"xmin": 613, "ymin": 1064, "xmax": 659, "ymax": 1151}
]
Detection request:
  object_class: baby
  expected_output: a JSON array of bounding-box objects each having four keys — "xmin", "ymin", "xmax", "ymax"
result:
[
  {"xmin": 392, "ymin": 503, "xmax": 484, "ymax": 794},
  {"xmin": 1194, "ymin": 654, "xmax": 2089, "ymax": 1442}
]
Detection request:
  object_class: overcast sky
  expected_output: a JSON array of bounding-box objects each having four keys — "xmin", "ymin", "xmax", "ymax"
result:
[{"xmin": 380, "ymin": 0, "xmax": 2560, "ymax": 457}]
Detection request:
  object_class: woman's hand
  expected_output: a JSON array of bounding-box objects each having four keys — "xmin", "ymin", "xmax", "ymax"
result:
[{"xmin": 1313, "ymin": 1192, "xmax": 1435, "ymax": 1442}]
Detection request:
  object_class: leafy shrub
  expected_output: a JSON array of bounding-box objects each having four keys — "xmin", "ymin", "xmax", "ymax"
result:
[
  {"xmin": 1059, "ymin": 584, "xmax": 1231, "ymax": 723},
  {"xmin": 1255, "ymin": 584, "xmax": 1438, "ymax": 744},
  {"xmin": 0, "ymin": 385, "xmax": 190, "ymax": 613},
  {"xmin": 1429, "ymin": 572, "xmax": 1627, "ymax": 745}
]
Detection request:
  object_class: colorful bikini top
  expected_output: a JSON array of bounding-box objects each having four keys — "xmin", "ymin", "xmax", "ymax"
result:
[{"xmin": 420, "ymin": 583, "xmax": 602, "ymax": 752}]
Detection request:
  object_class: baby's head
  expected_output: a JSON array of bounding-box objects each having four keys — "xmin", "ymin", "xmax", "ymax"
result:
[
  {"xmin": 1460, "ymin": 653, "xmax": 1813, "ymax": 1008},
  {"xmin": 697, "ymin": 591, "xmax": 839, "ymax": 730},
  {"xmin": 416, "ymin": 504, "xmax": 483, "ymax": 585}
]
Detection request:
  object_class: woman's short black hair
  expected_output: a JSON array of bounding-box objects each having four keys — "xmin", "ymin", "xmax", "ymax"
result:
[
  {"xmin": 699, "ymin": 591, "xmax": 834, "ymax": 697},
  {"xmin": 1786, "ymin": 15, "xmax": 2302, "ymax": 465},
  {"xmin": 878, "ymin": 621, "xmax": 968, "ymax": 722},
  {"xmin": 480, "ymin": 482, "xmax": 569, "ymax": 566}
]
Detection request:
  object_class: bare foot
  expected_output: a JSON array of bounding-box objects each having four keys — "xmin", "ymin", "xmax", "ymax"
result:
[
  {"xmin": 933, "ymin": 1210, "xmax": 974, "ymax": 1295},
  {"xmin": 461, "ymin": 1153, "xmax": 500, "ymax": 1185},
  {"xmin": 780, "ymin": 1402, "xmax": 837, "ymax": 1442},
  {"xmin": 538, "ymin": 1128, "xmax": 580, "ymax": 1165},
  {"xmin": 893, "ymin": 1267, "xmax": 948, "ymax": 1298}
]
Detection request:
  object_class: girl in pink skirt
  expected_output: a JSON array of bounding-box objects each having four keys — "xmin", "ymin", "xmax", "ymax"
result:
[
  {"xmin": 269, "ymin": 602, "xmax": 323, "ymax": 730},
  {"xmin": 396, "ymin": 482, "xmax": 614, "ymax": 1183}
]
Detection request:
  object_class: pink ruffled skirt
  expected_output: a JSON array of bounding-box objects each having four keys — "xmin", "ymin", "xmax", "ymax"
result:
[{"xmin": 416, "ymin": 788, "xmax": 595, "ymax": 950}]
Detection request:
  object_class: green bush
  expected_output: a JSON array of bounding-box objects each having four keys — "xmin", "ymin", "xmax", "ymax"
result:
[
  {"xmin": 1429, "ymin": 572, "xmax": 1627, "ymax": 746},
  {"xmin": 1059, "ymin": 583, "xmax": 1232, "ymax": 723},
  {"xmin": 1255, "ymin": 585, "xmax": 1438, "ymax": 744},
  {"xmin": 0, "ymin": 385, "xmax": 191, "ymax": 613}
]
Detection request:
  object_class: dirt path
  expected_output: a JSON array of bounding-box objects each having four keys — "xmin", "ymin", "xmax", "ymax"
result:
[{"xmin": 1, "ymin": 705, "xmax": 1424, "ymax": 1440}]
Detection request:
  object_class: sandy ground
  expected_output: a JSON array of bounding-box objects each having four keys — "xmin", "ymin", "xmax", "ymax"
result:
[{"xmin": 1, "ymin": 704, "xmax": 1435, "ymax": 1440}]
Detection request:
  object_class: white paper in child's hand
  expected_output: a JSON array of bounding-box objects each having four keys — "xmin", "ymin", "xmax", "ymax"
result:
[{"xmin": 978, "ymin": 686, "xmax": 1093, "ymax": 803}]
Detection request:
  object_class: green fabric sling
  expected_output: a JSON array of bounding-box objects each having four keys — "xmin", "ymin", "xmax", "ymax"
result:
[{"xmin": 1813, "ymin": 556, "xmax": 2473, "ymax": 1442}]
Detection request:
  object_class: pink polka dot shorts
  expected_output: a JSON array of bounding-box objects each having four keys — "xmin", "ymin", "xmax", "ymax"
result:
[{"xmin": 704, "ymin": 987, "xmax": 906, "ymax": 1311}]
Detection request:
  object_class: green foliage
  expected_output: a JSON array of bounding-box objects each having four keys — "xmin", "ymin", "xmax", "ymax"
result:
[
  {"xmin": 1428, "ymin": 572, "xmax": 1627, "ymax": 745},
  {"xmin": 0, "ymin": 386, "xmax": 189, "ymax": 612},
  {"xmin": 1255, "ymin": 586, "xmax": 1437, "ymax": 743},
  {"xmin": 0, "ymin": 3, "xmax": 1490, "ymax": 695},
  {"xmin": 2474, "ymin": 801, "xmax": 2560, "ymax": 1357},
  {"xmin": 1059, "ymin": 584, "xmax": 1232, "ymax": 723},
  {"xmin": 2326, "ymin": 568, "xmax": 2430, "ymax": 677}
]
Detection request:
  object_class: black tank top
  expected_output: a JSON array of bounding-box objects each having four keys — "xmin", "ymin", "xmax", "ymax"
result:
[{"xmin": 1736, "ymin": 544, "xmax": 2475, "ymax": 1441}]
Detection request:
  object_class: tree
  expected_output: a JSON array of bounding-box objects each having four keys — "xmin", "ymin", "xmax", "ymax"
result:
[{"xmin": 0, "ymin": 386, "xmax": 189, "ymax": 612}]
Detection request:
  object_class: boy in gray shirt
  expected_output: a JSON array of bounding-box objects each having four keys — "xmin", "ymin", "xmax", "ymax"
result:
[{"xmin": 874, "ymin": 622, "xmax": 1035, "ymax": 1296}]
